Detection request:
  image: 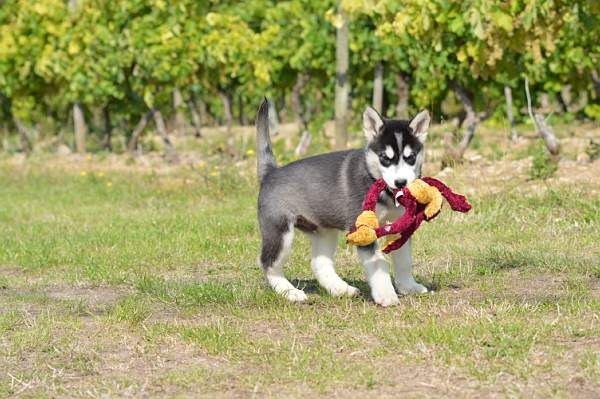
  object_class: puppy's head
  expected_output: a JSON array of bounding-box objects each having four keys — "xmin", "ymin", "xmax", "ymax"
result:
[{"xmin": 363, "ymin": 107, "xmax": 430, "ymax": 189}]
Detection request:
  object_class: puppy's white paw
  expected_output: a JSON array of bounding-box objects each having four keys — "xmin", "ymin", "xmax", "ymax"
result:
[
  {"xmin": 367, "ymin": 273, "xmax": 399, "ymax": 307},
  {"xmin": 395, "ymin": 279, "xmax": 428, "ymax": 295},
  {"xmin": 325, "ymin": 280, "xmax": 360, "ymax": 298},
  {"xmin": 371, "ymin": 286, "xmax": 400, "ymax": 307},
  {"xmin": 283, "ymin": 288, "xmax": 308, "ymax": 302},
  {"xmin": 372, "ymin": 291, "xmax": 400, "ymax": 307},
  {"xmin": 344, "ymin": 285, "xmax": 360, "ymax": 298}
]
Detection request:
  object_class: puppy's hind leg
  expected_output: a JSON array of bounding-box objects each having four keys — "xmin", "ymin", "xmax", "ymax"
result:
[
  {"xmin": 310, "ymin": 229, "xmax": 359, "ymax": 297},
  {"xmin": 260, "ymin": 221, "xmax": 307, "ymax": 302}
]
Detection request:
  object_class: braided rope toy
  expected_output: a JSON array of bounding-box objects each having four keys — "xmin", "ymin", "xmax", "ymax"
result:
[{"xmin": 346, "ymin": 177, "xmax": 472, "ymax": 253}]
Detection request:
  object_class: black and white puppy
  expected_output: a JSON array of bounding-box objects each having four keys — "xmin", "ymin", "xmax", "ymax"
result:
[{"xmin": 256, "ymin": 99, "xmax": 430, "ymax": 306}]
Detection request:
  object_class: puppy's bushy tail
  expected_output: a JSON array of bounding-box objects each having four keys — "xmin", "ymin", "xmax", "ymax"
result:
[{"xmin": 256, "ymin": 98, "xmax": 277, "ymax": 182}]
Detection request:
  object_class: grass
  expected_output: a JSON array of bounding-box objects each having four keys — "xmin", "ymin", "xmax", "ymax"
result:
[{"xmin": 0, "ymin": 124, "xmax": 599, "ymax": 397}]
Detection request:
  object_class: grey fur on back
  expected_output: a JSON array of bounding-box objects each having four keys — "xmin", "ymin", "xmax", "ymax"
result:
[
  {"xmin": 256, "ymin": 99, "xmax": 377, "ymax": 235},
  {"xmin": 256, "ymin": 99, "xmax": 277, "ymax": 183},
  {"xmin": 258, "ymin": 150, "xmax": 375, "ymax": 232}
]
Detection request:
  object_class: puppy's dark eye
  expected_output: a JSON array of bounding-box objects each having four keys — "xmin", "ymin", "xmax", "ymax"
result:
[
  {"xmin": 379, "ymin": 153, "xmax": 392, "ymax": 167},
  {"xmin": 403, "ymin": 153, "xmax": 416, "ymax": 165}
]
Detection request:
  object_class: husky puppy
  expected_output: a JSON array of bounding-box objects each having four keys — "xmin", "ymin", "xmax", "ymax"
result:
[{"xmin": 256, "ymin": 99, "xmax": 430, "ymax": 306}]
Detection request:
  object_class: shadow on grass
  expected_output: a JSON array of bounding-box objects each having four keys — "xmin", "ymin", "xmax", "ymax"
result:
[
  {"xmin": 419, "ymin": 278, "xmax": 441, "ymax": 293},
  {"xmin": 290, "ymin": 277, "xmax": 443, "ymax": 301},
  {"xmin": 287, "ymin": 278, "xmax": 445, "ymax": 303},
  {"xmin": 290, "ymin": 278, "xmax": 372, "ymax": 297}
]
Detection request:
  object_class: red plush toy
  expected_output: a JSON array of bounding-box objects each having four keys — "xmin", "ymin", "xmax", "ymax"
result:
[{"xmin": 346, "ymin": 177, "xmax": 471, "ymax": 253}]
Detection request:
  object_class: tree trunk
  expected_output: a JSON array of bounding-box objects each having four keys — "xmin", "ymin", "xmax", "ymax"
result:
[
  {"xmin": 92, "ymin": 107, "xmax": 103, "ymax": 131},
  {"xmin": 334, "ymin": 7, "xmax": 350, "ymax": 149},
  {"xmin": 539, "ymin": 92, "xmax": 551, "ymax": 113},
  {"xmin": 315, "ymin": 89, "xmax": 323, "ymax": 116},
  {"xmin": 457, "ymin": 123, "xmax": 476, "ymax": 156},
  {"xmin": 218, "ymin": 91, "xmax": 233, "ymax": 132},
  {"xmin": 13, "ymin": 117, "xmax": 32, "ymax": 154},
  {"xmin": 570, "ymin": 91, "xmax": 588, "ymax": 113},
  {"xmin": 153, "ymin": 109, "xmax": 172, "ymax": 148},
  {"xmin": 153, "ymin": 109, "xmax": 179, "ymax": 162},
  {"xmin": 173, "ymin": 88, "xmax": 186, "ymax": 136},
  {"xmin": 102, "ymin": 106, "xmax": 112, "ymax": 150},
  {"xmin": 199, "ymin": 99, "xmax": 209, "ymax": 126},
  {"xmin": 504, "ymin": 86, "xmax": 518, "ymax": 141},
  {"xmin": 372, "ymin": 62, "xmax": 384, "ymax": 113},
  {"xmin": 557, "ymin": 87, "xmax": 570, "ymax": 113},
  {"xmin": 276, "ymin": 95, "xmax": 286, "ymax": 122},
  {"xmin": 524, "ymin": 77, "xmax": 560, "ymax": 158},
  {"xmin": 237, "ymin": 93, "xmax": 246, "ymax": 125},
  {"xmin": 268, "ymin": 99, "xmax": 279, "ymax": 136},
  {"xmin": 193, "ymin": 95, "xmax": 211, "ymax": 126},
  {"xmin": 127, "ymin": 109, "xmax": 154, "ymax": 152},
  {"xmin": 1, "ymin": 129, "xmax": 6, "ymax": 152},
  {"xmin": 395, "ymin": 74, "xmax": 410, "ymax": 119},
  {"xmin": 534, "ymin": 113, "xmax": 560, "ymax": 157},
  {"xmin": 291, "ymin": 73, "xmax": 309, "ymax": 131},
  {"xmin": 187, "ymin": 99, "xmax": 202, "ymax": 138},
  {"xmin": 73, "ymin": 102, "xmax": 87, "ymax": 154},
  {"xmin": 69, "ymin": 1, "xmax": 87, "ymax": 154},
  {"xmin": 448, "ymin": 82, "xmax": 478, "ymax": 160},
  {"xmin": 294, "ymin": 130, "xmax": 311, "ymax": 157},
  {"xmin": 592, "ymin": 71, "xmax": 600, "ymax": 98}
]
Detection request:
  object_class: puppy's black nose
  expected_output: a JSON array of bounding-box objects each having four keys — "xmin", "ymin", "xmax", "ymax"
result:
[{"xmin": 395, "ymin": 178, "xmax": 407, "ymax": 188}]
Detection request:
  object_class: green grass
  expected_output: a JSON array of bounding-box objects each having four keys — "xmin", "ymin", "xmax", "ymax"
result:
[
  {"xmin": 0, "ymin": 140, "xmax": 599, "ymax": 397},
  {"xmin": 530, "ymin": 143, "xmax": 559, "ymax": 180}
]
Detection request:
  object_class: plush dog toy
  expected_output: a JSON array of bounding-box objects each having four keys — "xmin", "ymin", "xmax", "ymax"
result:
[{"xmin": 346, "ymin": 177, "xmax": 471, "ymax": 253}]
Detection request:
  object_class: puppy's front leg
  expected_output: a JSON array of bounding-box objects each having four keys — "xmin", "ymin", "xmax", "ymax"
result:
[
  {"xmin": 392, "ymin": 239, "xmax": 428, "ymax": 295},
  {"xmin": 357, "ymin": 245, "xmax": 399, "ymax": 307}
]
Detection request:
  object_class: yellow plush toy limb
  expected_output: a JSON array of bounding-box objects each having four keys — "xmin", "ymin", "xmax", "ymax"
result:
[
  {"xmin": 346, "ymin": 210, "xmax": 378, "ymax": 246},
  {"xmin": 424, "ymin": 190, "xmax": 443, "ymax": 219},
  {"xmin": 355, "ymin": 210, "xmax": 378, "ymax": 229},
  {"xmin": 407, "ymin": 179, "xmax": 443, "ymax": 219},
  {"xmin": 381, "ymin": 233, "xmax": 401, "ymax": 252}
]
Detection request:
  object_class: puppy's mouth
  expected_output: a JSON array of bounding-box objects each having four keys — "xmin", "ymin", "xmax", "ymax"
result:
[{"xmin": 386, "ymin": 179, "xmax": 412, "ymax": 190}]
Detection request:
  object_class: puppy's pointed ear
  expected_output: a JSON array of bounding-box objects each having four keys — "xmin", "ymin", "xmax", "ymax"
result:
[
  {"xmin": 363, "ymin": 107, "xmax": 384, "ymax": 141},
  {"xmin": 409, "ymin": 110, "xmax": 430, "ymax": 143}
]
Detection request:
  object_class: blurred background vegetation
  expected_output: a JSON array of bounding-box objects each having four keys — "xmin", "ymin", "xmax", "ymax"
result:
[{"xmin": 0, "ymin": 0, "xmax": 598, "ymax": 159}]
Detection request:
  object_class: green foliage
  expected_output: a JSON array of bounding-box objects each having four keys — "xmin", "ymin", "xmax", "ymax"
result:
[
  {"xmin": 584, "ymin": 104, "xmax": 600, "ymax": 121},
  {"xmin": 530, "ymin": 144, "xmax": 558, "ymax": 180},
  {"xmin": 0, "ymin": 0, "xmax": 597, "ymax": 142},
  {"xmin": 373, "ymin": 0, "xmax": 599, "ymax": 109}
]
